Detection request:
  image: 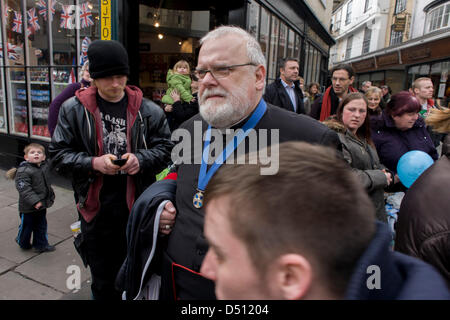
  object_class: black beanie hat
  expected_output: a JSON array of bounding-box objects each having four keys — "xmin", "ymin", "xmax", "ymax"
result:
[{"xmin": 87, "ymin": 40, "xmax": 129, "ymax": 79}]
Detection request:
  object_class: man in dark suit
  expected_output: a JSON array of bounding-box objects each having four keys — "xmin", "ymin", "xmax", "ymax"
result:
[{"xmin": 263, "ymin": 57, "xmax": 305, "ymax": 114}]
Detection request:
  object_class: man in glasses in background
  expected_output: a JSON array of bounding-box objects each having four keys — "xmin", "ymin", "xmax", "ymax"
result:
[
  {"xmin": 310, "ymin": 63, "xmax": 358, "ymax": 121},
  {"xmin": 137, "ymin": 26, "xmax": 341, "ymax": 300}
]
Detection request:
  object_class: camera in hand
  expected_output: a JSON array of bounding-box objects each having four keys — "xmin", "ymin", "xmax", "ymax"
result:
[{"xmin": 112, "ymin": 158, "xmax": 127, "ymax": 166}]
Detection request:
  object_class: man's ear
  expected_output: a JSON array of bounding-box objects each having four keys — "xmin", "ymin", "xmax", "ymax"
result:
[
  {"xmin": 272, "ymin": 254, "xmax": 312, "ymax": 300},
  {"xmin": 349, "ymin": 76, "xmax": 355, "ymax": 85},
  {"xmin": 255, "ymin": 65, "xmax": 266, "ymax": 91}
]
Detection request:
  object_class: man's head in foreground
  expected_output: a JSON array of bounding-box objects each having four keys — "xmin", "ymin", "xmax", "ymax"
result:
[{"xmin": 201, "ymin": 141, "xmax": 376, "ymax": 299}]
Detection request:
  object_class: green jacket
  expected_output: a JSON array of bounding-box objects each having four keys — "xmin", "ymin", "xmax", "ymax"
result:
[{"xmin": 161, "ymin": 70, "xmax": 193, "ymax": 105}]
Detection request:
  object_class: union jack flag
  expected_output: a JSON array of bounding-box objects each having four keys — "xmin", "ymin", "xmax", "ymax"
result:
[
  {"xmin": 12, "ymin": 11, "xmax": 22, "ymax": 33},
  {"xmin": 27, "ymin": 8, "xmax": 40, "ymax": 32},
  {"xmin": 79, "ymin": 36, "xmax": 91, "ymax": 65},
  {"xmin": 1, "ymin": 43, "xmax": 23, "ymax": 61},
  {"xmin": 60, "ymin": 5, "xmax": 74, "ymax": 29},
  {"xmin": 37, "ymin": 0, "xmax": 47, "ymax": 20},
  {"xmin": 79, "ymin": 3, "xmax": 94, "ymax": 28}
]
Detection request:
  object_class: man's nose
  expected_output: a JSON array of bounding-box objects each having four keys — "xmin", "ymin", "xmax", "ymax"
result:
[
  {"xmin": 200, "ymin": 250, "xmax": 217, "ymax": 281},
  {"xmin": 199, "ymin": 71, "xmax": 218, "ymax": 87}
]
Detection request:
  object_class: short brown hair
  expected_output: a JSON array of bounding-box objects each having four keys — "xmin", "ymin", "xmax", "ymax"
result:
[
  {"xmin": 204, "ymin": 141, "xmax": 376, "ymax": 297},
  {"xmin": 24, "ymin": 143, "xmax": 45, "ymax": 155},
  {"xmin": 330, "ymin": 63, "xmax": 355, "ymax": 79}
]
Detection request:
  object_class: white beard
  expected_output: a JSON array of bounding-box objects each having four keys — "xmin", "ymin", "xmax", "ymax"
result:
[{"xmin": 199, "ymin": 87, "xmax": 252, "ymax": 129}]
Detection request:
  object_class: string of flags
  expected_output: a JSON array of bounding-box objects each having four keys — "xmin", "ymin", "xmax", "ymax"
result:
[{"xmin": 4, "ymin": 0, "xmax": 95, "ymax": 36}]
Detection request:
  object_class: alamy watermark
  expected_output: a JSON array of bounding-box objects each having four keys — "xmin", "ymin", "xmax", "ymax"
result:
[
  {"xmin": 366, "ymin": 265, "xmax": 381, "ymax": 290},
  {"xmin": 171, "ymin": 121, "xmax": 280, "ymax": 175},
  {"xmin": 66, "ymin": 265, "xmax": 81, "ymax": 292}
]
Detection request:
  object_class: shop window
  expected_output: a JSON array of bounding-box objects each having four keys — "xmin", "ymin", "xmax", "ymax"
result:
[
  {"xmin": 247, "ymin": 0, "xmax": 260, "ymax": 39},
  {"xmin": 268, "ymin": 15, "xmax": 279, "ymax": 81},
  {"xmin": 287, "ymin": 29, "xmax": 294, "ymax": 58},
  {"xmin": 315, "ymin": 53, "xmax": 322, "ymax": 83},
  {"xmin": 5, "ymin": 0, "xmax": 27, "ymax": 136},
  {"xmin": 303, "ymin": 43, "xmax": 309, "ymax": 83},
  {"xmin": 306, "ymin": 44, "xmax": 314, "ymax": 84},
  {"xmin": 0, "ymin": 11, "xmax": 6, "ymax": 132},
  {"xmin": 2, "ymin": 0, "xmax": 99, "ymax": 139},
  {"xmin": 362, "ymin": 27, "xmax": 371, "ymax": 54},
  {"xmin": 259, "ymin": 7, "xmax": 270, "ymax": 66},
  {"xmin": 278, "ymin": 22, "xmax": 287, "ymax": 60},
  {"xmin": 294, "ymin": 34, "xmax": 301, "ymax": 61},
  {"xmin": 427, "ymin": 4, "xmax": 450, "ymax": 32}
]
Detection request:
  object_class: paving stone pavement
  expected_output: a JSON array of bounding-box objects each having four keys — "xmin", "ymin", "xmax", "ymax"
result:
[{"xmin": 0, "ymin": 169, "xmax": 92, "ymax": 300}]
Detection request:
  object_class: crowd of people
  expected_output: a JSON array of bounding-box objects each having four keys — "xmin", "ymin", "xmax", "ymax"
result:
[{"xmin": 6, "ymin": 26, "xmax": 449, "ymax": 301}]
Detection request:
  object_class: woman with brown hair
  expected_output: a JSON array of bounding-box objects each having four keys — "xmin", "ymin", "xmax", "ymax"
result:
[{"xmin": 324, "ymin": 92, "xmax": 394, "ymax": 221}]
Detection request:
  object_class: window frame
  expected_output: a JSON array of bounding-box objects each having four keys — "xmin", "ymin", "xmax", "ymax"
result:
[
  {"xmin": 345, "ymin": 35, "xmax": 353, "ymax": 60},
  {"xmin": 362, "ymin": 27, "xmax": 371, "ymax": 54},
  {"xmin": 394, "ymin": 0, "xmax": 406, "ymax": 15},
  {"xmin": 345, "ymin": 1, "xmax": 353, "ymax": 26}
]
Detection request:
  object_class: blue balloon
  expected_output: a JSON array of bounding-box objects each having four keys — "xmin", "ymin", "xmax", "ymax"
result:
[{"xmin": 397, "ymin": 150, "xmax": 434, "ymax": 188}]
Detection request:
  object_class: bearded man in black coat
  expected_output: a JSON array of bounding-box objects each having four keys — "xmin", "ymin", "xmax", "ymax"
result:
[{"xmin": 149, "ymin": 26, "xmax": 342, "ymax": 300}]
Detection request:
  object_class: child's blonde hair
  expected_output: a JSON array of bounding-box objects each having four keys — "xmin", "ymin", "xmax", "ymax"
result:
[
  {"xmin": 5, "ymin": 143, "xmax": 46, "ymax": 180},
  {"xmin": 173, "ymin": 60, "xmax": 190, "ymax": 74},
  {"xmin": 24, "ymin": 143, "xmax": 45, "ymax": 155}
]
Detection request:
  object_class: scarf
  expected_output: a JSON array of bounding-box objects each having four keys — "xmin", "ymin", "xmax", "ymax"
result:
[{"xmin": 320, "ymin": 86, "xmax": 357, "ymax": 121}]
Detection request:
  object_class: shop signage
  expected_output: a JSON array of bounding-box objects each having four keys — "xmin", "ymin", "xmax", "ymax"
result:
[
  {"xmin": 403, "ymin": 47, "xmax": 431, "ymax": 61},
  {"xmin": 101, "ymin": 0, "xmax": 112, "ymax": 40},
  {"xmin": 393, "ymin": 15, "xmax": 406, "ymax": 32},
  {"xmin": 377, "ymin": 52, "xmax": 399, "ymax": 67},
  {"xmin": 352, "ymin": 58, "xmax": 376, "ymax": 72}
]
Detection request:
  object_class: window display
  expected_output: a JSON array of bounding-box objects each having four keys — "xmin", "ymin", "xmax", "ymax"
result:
[{"xmin": 1, "ymin": 0, "xmax": 99, "ymax": 140}]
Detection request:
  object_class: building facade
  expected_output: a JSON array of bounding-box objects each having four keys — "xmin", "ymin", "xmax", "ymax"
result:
[
  {"xmin": 330, "ymin": 0, "xmax": 450, "ymax": 102},
  {"xmin": 0, "ymin": 0, "xmax": 335, "ymax": 167}
]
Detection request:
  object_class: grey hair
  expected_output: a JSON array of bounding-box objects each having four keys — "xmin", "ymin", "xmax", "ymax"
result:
[
  {"xmin": 200, "ymin": 26, "xmax": 266, "ymax": 69},
  {"xmin": 362, "ymin": 80, "xmax": 372, "ymax": 86},
  {"xmin": 79, "ymin": 61, "xmax": 89, "ymax": 80}
]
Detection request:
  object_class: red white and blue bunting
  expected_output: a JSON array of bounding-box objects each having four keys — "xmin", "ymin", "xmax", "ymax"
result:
[{"xmin": 4, "ymin": 0, "xmax": 95, "ymax": 34}]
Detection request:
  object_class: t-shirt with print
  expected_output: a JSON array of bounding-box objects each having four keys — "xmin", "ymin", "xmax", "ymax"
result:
[{"xmin": 97, "ymin": 94, "xmax": 128, "ymax": 205}]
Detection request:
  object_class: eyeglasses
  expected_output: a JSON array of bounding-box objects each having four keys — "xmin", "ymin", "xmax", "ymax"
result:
[
  {"xmin": 331, "ymin": 77, "xmax": 350, "ymax": 82},
  {"xmin": 194, "ymin": 63, "xmax": 257, "ymax": 80}
]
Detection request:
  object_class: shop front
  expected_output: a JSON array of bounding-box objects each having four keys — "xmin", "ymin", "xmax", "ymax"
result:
[
  {"xmin": 351, "ymin": 35, "xmax": 450, "ymax": 106},
  {"xmin": 0, "ymin": 0, "xmax": 334, "ymax": 167}
]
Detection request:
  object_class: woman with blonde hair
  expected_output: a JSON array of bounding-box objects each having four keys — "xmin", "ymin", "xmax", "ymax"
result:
[{"xmin": 365, "ymin": 86, "xmax": 382, "ymax": 119}]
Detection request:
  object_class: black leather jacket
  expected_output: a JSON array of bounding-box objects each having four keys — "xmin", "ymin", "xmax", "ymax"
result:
[{"xmin": 49, "ymin": 86, "xmax": 173, "ymax": 216}]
